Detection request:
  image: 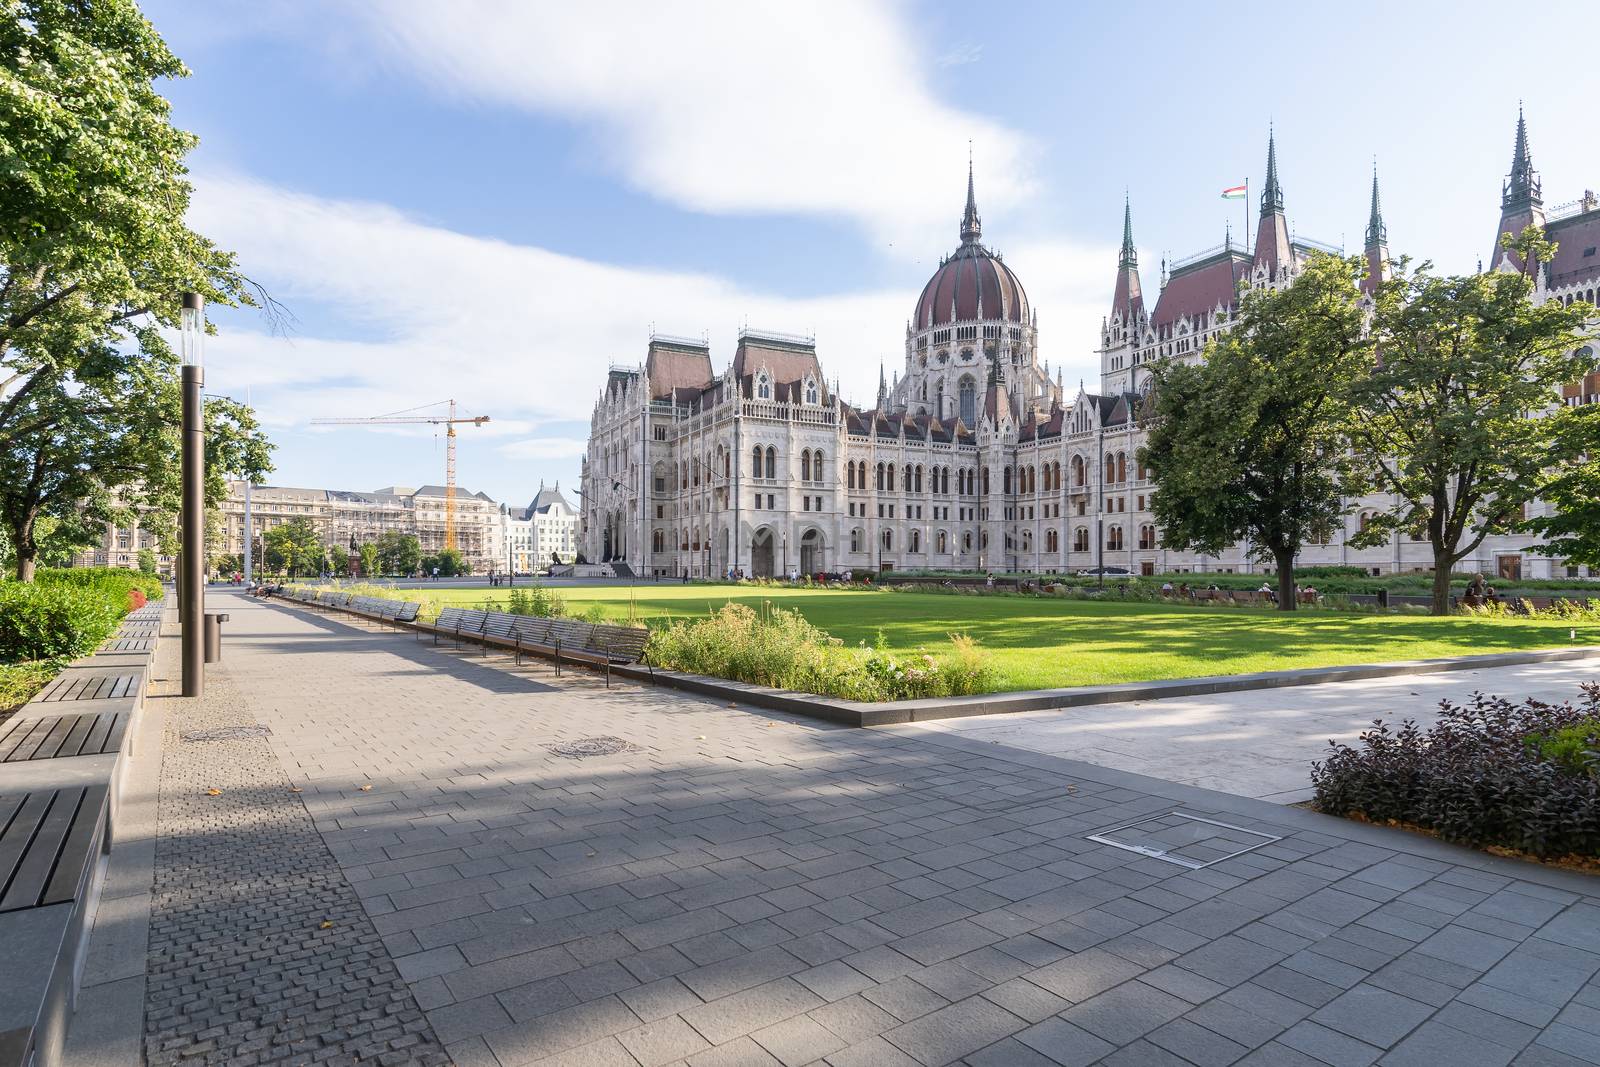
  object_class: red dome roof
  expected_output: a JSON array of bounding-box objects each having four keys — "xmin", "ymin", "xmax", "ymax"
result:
[
  {"xmin": 912, "ymin": 165, "xmax": 1030, "ymax": 330},
  {"xmin": 913, "ymin": 245, "xmax": 1030, "ymax": 330}
]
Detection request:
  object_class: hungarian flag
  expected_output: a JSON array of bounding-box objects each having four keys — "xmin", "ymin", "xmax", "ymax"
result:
[{"xmin": 1221, "ymin": 184, "xmax": 1247, "ymax": 200}]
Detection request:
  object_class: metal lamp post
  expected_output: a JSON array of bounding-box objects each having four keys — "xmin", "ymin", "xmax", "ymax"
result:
[{"xmin": 180, "ymin": 293, "xmax": 206, "ymax": 697}]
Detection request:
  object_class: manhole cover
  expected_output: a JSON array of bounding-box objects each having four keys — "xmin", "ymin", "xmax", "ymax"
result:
[
  {"xmin": 1087, "ymin": 811, "xmax": 1280, "ymax": 870},
  {"xmin": 182, "ymin": 725, "xmax": 273, "ymax": 742},
  {"xmin": 546, "ymin": 736, "xmax": 638, "ymax": 758}
]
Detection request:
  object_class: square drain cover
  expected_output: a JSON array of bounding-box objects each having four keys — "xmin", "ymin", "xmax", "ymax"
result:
[{"xmin": 1087, "ymin": 811, "xmax": 1280, "ymax": 869}]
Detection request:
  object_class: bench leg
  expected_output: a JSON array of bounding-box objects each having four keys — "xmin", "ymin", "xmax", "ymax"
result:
[
  {"xmin": 605, "ymin": 659, "xmax": 611, "ymax": 688},
  {"xmin": 514, "ymin": 641, "xmax": 522, "ymax": 667},
  {"xmin": 554, "ymin": 643, "xmax": 561, "ymax": 678}
]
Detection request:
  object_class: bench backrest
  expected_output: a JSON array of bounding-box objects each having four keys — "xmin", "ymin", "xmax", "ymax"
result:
[
  {"xmin": 587, "ymin": 624, "xmax": 650, "ymax": 662},
  {"xmin": 482, "ymin": 613, "xmax": 518, "ymax": 640},
  {"xmin": 394, "ymin": 602, "xmax": 420, "ymax": 623},
  {"xmin": 435, "ymin": 607, "xmax": 488, "ymax": 634},
  {"xmin": 547, "ymin": 618, "xmax": 594, "ymax": 648},
  {"xmin": 512, "ymin": 616, "xmax": 555, "ymax": 644}
]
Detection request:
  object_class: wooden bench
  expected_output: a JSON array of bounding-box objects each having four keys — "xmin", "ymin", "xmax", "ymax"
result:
[
  {"xmin": 430, "ymin": 608, "xmax": 489, "ymax": 648},
  {"xmin": 33, "ymin": 671, "xmax": 141, "ymax": 703},
  {"xmin": 0, "ymin": 785, "xmax": 110, "ymax": 1067},
  {"xmin": 586, "ymin": 624, "xmax": 652, "ymax": 687},
  {"xmin": 0, "ymin": 713, "xmax": 131, "ymax": 764}
]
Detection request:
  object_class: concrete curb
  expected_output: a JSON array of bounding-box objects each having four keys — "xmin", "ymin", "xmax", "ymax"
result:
[
  {"xmin": 267, "ymin": 597, "xmax": 1600, "ymax": 728},
  {"xmin": 607, "ymin": 644, "xmax": 1600, "ymax": 727}
]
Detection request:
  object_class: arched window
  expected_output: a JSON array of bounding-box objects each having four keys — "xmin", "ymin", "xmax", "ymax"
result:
[
  {"xmin": 876, "ymin": 462, "xmax": 885, "ymax": 491},
  {"xmin": 959, "ymin": 376, "xmax": 977, "ymax": 426},
  {"xmin": 805, "ymin": 379, "xmax": 818, "ymax": 405},
  {"xmin": 1027, "ymin": 467, "xmax": 1036, "ymax": 494},
  {"xmin": 724, "ymin": 452, "xmax": 730, "ymax": 478},
  {"xmin": 756, "ymin": 373, "xmax": 771, "ymax": 400},
  {"xmin": 915, "ymin": 466, "xmax": 923, "ymax": 493},
  {"xmin": 963, "ymin": 531, "xmax": 973, "ymax": 552},
  {"xmin": 1117, "ymin": 453, "xmax": 1127, "ymax": 484},
  {"xmin": 813, "ymin": 450, "xmax": 824, "ymax": 482},
  {"xmin": 937, "ymin": 530, "xmax": 948, "ymax": 553},
  {"xmin": 1139, "ymin": 525, "xmax": 1156, "ymax": 550},
  {"xmin": 652, "ymin": 529, "xmax": 664, "ymax": 553},
  {"xmin": 850, "ymin": 528, "xmax": 861, "ymax": 553},
  {"xmin": 1074, "ymin": 527, "xmax": 1089, "ymax": 552},
  {"xmin": 1053, "ymin": 462, "xmax": 1062, "ymax": 491},
  {"xmin": 887, "ymin": 464, "xmax": 896, "ymax": 491},
  {"xmin": 765, "ymin": 446, "xmax": 776, "ymax": 480},
  {"xmin": 882, "ymin": 529, "xmax": 893, "ymax": 551},
  {"xmin": 910, "ymin": 529, "xmax": 920, "ymax": 553},
  {"xmin": 982, "ymin": 467, "xmax": 990, "ymax": 495},
  {"xmin": 1004, "ymin": 467, "xmax": 1013, "ymax": 495},
  {"xmin": 1107, "ymin": 525, "xmax": 1124, "ymax": 550},
  {"xmin": 752, "ymin": 446, "xmax": 763, "ymax": 480},
  {"xmin": 801, "ymin": 450, "xmax": 811, "ymax": 482},
  {"xmin": 1105, "ymin": 455, "xmax": 1116, "ymax": 483},
  {"xmin": 1073, "ymin": 456, "xmax": 1085, "ymax": 487},
  {"xmin": 941, "ymin": 467, "xmax": 950, "ymax": 495}
]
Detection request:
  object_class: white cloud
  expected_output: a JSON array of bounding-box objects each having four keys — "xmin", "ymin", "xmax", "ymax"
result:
[
  {"xmin": 191, "ymin": 175, "xmax": 1109, "ymax": 498},
  {"xmin": 328, "ymin": 0, "xmax": 1031, "ymax": 245}
]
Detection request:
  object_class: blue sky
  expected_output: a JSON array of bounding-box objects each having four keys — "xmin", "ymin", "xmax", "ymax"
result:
[{"xmin": 146, "ymin": 0, "xmax": 1598, "ymax": 507}]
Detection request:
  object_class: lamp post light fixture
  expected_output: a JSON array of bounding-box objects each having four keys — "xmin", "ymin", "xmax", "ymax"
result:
[{"xmin": 179, "ymin": 293, "xmax": 206, "ymax": 697}]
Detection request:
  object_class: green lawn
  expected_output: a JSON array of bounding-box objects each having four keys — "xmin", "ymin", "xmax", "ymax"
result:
[{"xmin": 423, "ymin": 584, "xmax": 1596, "ymax": 692}]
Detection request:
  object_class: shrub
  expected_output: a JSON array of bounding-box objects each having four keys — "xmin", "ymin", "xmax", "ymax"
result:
[
  {"xmin": 0, "ymin": 661, "xmax": 57, "ymax": 716},
  {"xmin": 37, "ymin": 566, "xmax": 163, "ymax": 604},
  {"xmin": 0, "ymin": 580, "xmax": 126, "ymax": 662},
  {"xmin": 645, "ymin": 602, "xmax": 997, "ymax": 701},
  {"xmin": 1311, "ymin": 686, "xmax": 1600, "ymax": 859}
]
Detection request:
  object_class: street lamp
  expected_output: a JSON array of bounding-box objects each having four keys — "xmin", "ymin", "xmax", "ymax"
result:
[{"xmin": 179, "ymin": 293, "xmax": 206, "ymax": 697}]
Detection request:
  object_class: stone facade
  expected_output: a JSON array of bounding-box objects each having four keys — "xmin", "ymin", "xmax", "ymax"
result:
[
  {"xmin": 501, "ymin": 482, "xmax": 578, "ymax": 574},
  {"xmin": 583, "ymin": 115, "xmax": 1598, "ymax": 581}
]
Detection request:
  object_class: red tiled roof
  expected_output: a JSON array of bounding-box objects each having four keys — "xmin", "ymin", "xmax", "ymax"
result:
[
  {"xmin": 914, "ymin": 245, "xmax": 1030, "ymax": 328},
  {"xmin": 1152, "ymin": 254, "xmax": 1247, "ymax": 329},
  {"xmin": 644, "ymin": 341, "xmax": 712, "ymax": 402},
  {"xmin": 1548, "ymin": 210, "xmax": 1600, "ymax": 289}
]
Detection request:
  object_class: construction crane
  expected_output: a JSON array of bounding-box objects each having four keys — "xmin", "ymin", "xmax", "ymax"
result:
[{"xmin": 310, "ymin": 400, "xmax": 490, "ymax": 550}]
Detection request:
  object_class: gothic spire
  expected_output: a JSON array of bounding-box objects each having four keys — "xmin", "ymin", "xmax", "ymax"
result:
[
  {"xmin": 1260, "ymin": 126, "xmax": 1284, "ymax": 216},
  {"xmin": 1365, "ymin": 162, "xmax": 1387, "ymax": 248},
  {"xmin": 1118, "ymin": 193, "xmax": 1136, "ymax": 268},
  {"xmin": 1502, "ymin": 104, "xmax": 1541, "ymax": 208},
  {"xmin": 960, "ymin": 152, "xmax": 982, "ymax": 245}
]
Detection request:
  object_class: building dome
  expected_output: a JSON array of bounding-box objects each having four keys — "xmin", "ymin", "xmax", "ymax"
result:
[{"xmin": 912, "ymin": 165, "xmax": 1030, "ymax": 330}]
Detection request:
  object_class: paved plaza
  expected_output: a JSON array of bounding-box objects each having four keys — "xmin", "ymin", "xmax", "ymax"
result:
[
  {"xmin": 904, "ymin": 661, "xmax": 1600, "ymax": 803},
  {"xmin": 67, "ymin": 591, "xmax": 1600, "ymax": 1066}
]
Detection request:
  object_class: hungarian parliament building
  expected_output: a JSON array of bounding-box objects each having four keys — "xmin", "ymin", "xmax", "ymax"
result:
[{"xmin": 581, "ymin": 113, "xmax": 1599, "ymax": 580}]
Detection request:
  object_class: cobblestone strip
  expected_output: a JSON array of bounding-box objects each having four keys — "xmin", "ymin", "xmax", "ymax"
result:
[{"xmin": 145, "ymin": 665, "xmax": 450, "ymax": 1066}]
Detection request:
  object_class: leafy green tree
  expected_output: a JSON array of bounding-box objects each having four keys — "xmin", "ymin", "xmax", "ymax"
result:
[
  {"xmin": 328, "ymin": 543, "xmax": 349, "ymax": 578},
  {"xmin": 1348, "ymin": 230, "xmax": 1592, "ymax": 613},
  {"xmin": 376, "ymin": 530, "xmax": 420, "ymax": 576},
  {"xmin": 357, "ymin": 541, "xmax": 379, "ymax": 579},
  {"xmin": 435, "ymin": 547, "xmax": 467, "ymax": 577},
  {"xmin": 1, "ymin": 0, "xmax": 258, "ymax": 454},
  {"xmin": 1140, "ymin": 254, "xmax": 1370, "ymax": 610},
  {"xmin": 262, "ymin": 519, "xmax": 322, "ymax": 579},
  {"xmin": 1523, "ymin": 404, "xmax": 1600, "ymax": 569},
  {"xmin": 137, "ymin": 548, "xmax": 158, "ymax": 575}
]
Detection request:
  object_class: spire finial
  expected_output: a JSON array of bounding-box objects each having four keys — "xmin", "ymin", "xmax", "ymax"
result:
[
  {"xmin": 960, "ymin": 149, "xmax": 982, "ymax": 245},
  {"xmin": 1365, "ymin": 160, "xmax": 1387, "ymax": 248},
  {"xmin": 1118, "ymin": 192, "xmax": 1136, "ymax": 268},
  {"xmin": 1503, "ymin": 103, "xmax": 1541, "ymax": 208},
  {"xmin": 1261, "ymin": 124, "xmax": 1284, "ymax": 215}
]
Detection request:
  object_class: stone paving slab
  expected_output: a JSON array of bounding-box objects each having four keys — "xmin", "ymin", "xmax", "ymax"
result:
[
  {"xmin": 138, "ymin": 592, "xmax": 1600, "ymax": 1066},
  {"xmin": 905, "ymin": 659, "xmax": 1600, "ymax": 801}
]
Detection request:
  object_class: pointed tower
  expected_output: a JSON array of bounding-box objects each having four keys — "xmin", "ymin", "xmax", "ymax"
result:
[
  {"xmin": 1253, "ymin": 127, "xmax": 1293, "ymax": 277},
  {"xmin": 960, "ymin": 156, "xmax": 982, "ymax": 246},
  {"xmin": 876, "ymin": 362, "xmax": 888, "ymax": 410},
  {"xmin": 1362, "ymin": 163, "xmax": 1389, "ymax": 294},
  {"xmin": 1111, "ymin": 195, "xmax": 1145, "ymax": 324},
  {"xmin": 1492, "ymin": 105, "xmax": 1545, "ymax": 273}
]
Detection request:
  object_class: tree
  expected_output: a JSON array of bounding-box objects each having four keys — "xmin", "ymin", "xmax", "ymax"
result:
[
  {"xmin": 1523, "ymin": 404, "xmax": 1600, "ymax": 569},
  {"xmin": 1348, "ymin": 230, "xmax": 1592, "ymax": 613},
  {"xmin": 1140, "ymin": 254, "xmax": 1370, "ymax": 609},
  {"xmin": 137, "ymin": 548, "xmax": 158, "ymax": 575},
  {"xmin": 2, "ymin": 1, "xmax": 260, "ymax": 455},
  {"xmin": 328, "ymin": 543, "xmax": 349, "ymax": 578},
  {"xmin": 435, "ymin": 547, "xmax": 467, "ymax": 577},
  {"xmin": 262, "ymin": 519, "xmax": 322, "ymax": 579},
  {"xmin": 376, "ymin": 530, "xmax": 420, "ymax": 576},
  {"xmin": 357, "ymin": 541, "xmax": 379, "ymax": 579}
]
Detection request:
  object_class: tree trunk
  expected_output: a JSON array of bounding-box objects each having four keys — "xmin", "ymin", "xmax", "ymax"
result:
[
  {"xmin": 15, "ymin": 552, "xmax": 36, "ymax": 583},
  {"xmin": 1274, "ymin": 547, "xmax": 1297, "ymax": 611},
  {"xmin": 1430, "ymin": 552, "xmax": 1454, "ymax": 615}
]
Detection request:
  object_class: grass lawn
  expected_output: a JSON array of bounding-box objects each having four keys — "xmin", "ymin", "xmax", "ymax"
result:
[{"xmin": 420, "ymin": 584, "xmax": 1597, "ymax": 692}]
